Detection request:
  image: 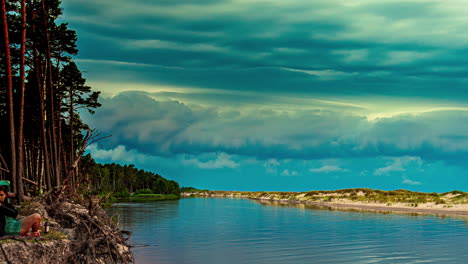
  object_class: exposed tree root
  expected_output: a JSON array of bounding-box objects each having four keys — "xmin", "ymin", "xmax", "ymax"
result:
[{"xmin": 36, "ymin": 188, "xmax": 134, "ymax": 263}]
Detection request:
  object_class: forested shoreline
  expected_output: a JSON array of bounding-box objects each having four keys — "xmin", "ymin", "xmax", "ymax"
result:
[
  {"xmin": 0, "ymin": 0, "xmax": 180, "ymax": 200},
  {"xmin": 81, "ymin": 154, "xmax": 180, "ymax": 197}
]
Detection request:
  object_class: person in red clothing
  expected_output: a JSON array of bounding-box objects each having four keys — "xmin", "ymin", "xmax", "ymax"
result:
[{"xmin": 0, "ymin": 186, "xmax": 41, "ymax": 236}]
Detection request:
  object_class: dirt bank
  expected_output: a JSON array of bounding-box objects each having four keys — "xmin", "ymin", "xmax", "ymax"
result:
[{"xmin": 0, "ymin": 189, "xmax": 134, "ymax": 264}]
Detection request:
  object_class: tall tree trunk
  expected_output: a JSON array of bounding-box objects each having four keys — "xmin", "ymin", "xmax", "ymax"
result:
[
  {"xmin": 56, "ymin": 59, "xmax": 63, "ymax": 186},
  {"xmin": 40, "ymin": 81, "xmax": 52, "ymax": 190},
  {"xmin": 57, "ymin": 110, "xmax": 63, "ymax": 186},
  {"xmin": 1, "ymin": 0, "xmax": 17, "ymax": 187},
  {"xmin": 46, "ymin": 129, "xmax": 53, "ymax": 189},
  {"xmin": 16, "ymin": 0, "xmax": 28, "ymax": 201},
  {"xmin": 37, "ymin": 149, "xmax": 43, "ymax": 193},
  {"xmin": 32, "ymin": 20, "xmax": 51, "ymax": 190},
  {"xmin": 41, "ymin": 0, "xmax": 60, "ymax": 186},
  {"xmin": 69, "ymin": 87, "xmax": 74, "ymax": 184}
]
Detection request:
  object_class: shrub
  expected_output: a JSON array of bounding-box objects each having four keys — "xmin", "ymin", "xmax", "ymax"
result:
[
  {"xmin": 135, "ymin": 188, "xmax": 153, "ymax": 195},
  {"xmin": 132, "ymin": 193, "xmax": 163, "ymax": 197},
  {"xmin": 114, "ymin": 191, "xmax": 131, "ymax": 198}
]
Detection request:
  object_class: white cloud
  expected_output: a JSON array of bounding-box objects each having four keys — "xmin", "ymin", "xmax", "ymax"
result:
[
  {"xmin": 381, "ymin": 51, "xmax": 437, "ymax": 66},
  {"xmin": 332, "ymin": 49, "xmax": 369, "ymax": 63},
  {"xmin": 281, "ymin": 169, "xmax": 298, "ymax": 176},
  {"xmin": 124, "ymin": 39, "xmax": 229, "ymax": 53},
  {"xmin": 183, "ymin": 153, "xmax": 239, "ymax": 169},
  {"xmin": 402, "ymin": 178, "xmax": 422, "ymax": 186},
  {"xmin": 281, "ymin": 67, "xmax": 358, "ymax": 80},
  {"xmin": 264, "ymin": 159, "xmax": 280, "ymax": 174},
  {"xmin": 87, "ymin": 144, "xmax": 143, "ymax": 163},
  {"xmin": 374, "ymin": 156, "xmax": 423, "ymax": 176},
  {"xmin": 75, "ymin": 59, "xmax": 157, "ymax": 68},
  {"xmin": 374, "ymin": 159, "xmax": 405, "ymax": 176},
  {"xmin": 309, "ymin": 165, "xmax": 348, "ymax": 173}
]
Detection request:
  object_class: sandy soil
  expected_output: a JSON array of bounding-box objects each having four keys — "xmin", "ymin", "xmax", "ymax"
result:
[
  {"xmin": 269, "ymin": 199, "xmax": 468, "ymax": 217},
  {"xmin": 183, "ymin": 191, "xmax": 468, "ymax": 218}
]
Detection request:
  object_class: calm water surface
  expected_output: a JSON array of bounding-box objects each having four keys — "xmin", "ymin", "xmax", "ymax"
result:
[{"xmin": 106, "ymin": 198, "xmax": 468, "ymax": 264}]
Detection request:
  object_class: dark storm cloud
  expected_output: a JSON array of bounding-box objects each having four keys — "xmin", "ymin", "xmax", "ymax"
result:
[
  {"xmin": 61, "ymin": 0, "xmax": 468, "ymax": 101},
  {"xmin": 84, "ymin": 92, "xmax": 468, "ymax": 161},
  {"xmin": 63, "ymin": 0, "xmax": 468, "ymax": 191}
]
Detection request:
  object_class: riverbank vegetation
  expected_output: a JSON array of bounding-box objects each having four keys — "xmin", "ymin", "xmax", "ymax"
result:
[
  {"xmin": 183, "ymin": 188, "xmax": 468, "ymax": 208},
  {"xmin": 80, "ymin": 155, "xmax": 181, "ymax": 198}
]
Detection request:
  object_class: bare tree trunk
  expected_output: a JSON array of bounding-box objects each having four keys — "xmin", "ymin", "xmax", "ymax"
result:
[
  {"xmin": 1, "ymin": 0, "xmax": 17, "ymax": 187},
  {"xmin": 37, "ymin": 149, "xmax": 43, "ymax": 193},
  {"xmin": 46, "ymin": 129, "xmax": 53, "ymax": 189},
  {"xmin": 32, "ymin": 5, "xmax": 52, "ymax": 191},
  {"xmin": 16, "ymin": 0, "xmax": 28, "ymax": 201},
  {"xmin": 55, "ymin": 59, "xmax": 67, "ymax": 186},
  {"xmin": 35, "ymin": 44, "xmax": 52, "ymax": 190},
  {"xmin": 57, "ymin": 111, "xmax": 63, "ymax": 186},
  {"xmin": 69, "ymin": 87, "xmax": 75, "ymax": 184},
  {"xmin": 56, "ymin": 59, "xmax": 63, "ymax": 186},
  {"xmin": 41, "ymin": 0, "xmax": 60, "ymax": 187}
]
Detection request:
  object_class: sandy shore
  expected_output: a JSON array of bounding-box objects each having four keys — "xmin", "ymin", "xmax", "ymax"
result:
[
  {"xmin": 255, "ymin": 199, "xmax": 468, "ymax": 218},
  {"xmin": 182, "ymin": 190, "xmax": 468, "ymax": 218}
]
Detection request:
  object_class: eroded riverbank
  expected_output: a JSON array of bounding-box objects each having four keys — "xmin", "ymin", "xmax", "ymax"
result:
[{"xmin": 0, "ymin": 189, "xmax": 134, "ymax": 264}]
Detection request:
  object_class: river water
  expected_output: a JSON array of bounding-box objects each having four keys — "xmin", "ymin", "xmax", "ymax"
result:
[{"xmin": 106, "ymin": 198, "xmax": 468, "ymax": 264}]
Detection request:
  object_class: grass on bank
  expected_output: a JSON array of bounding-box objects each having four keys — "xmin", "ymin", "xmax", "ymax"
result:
[
  {"xmin": 97, "ymin": 188, "xmax": 181, "ymax": 206},
  {"xmin": 114, "ymin": 194, "xmax": 179, "ymax": 202}
]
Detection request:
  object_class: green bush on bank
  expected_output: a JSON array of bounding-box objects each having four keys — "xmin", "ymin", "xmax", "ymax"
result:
[
  {"xmin": 113, "ymin": 191, "xmax": 131, "ymax": 198},
  {"xmin": 132, "ymin": 193, "xmax": 164, "ymax": 197},
  {"xmin": 115, "ymin": 194, "xmax": 179, "ymax": 201},
  {"xmin": 135, "ymin": 189, "xmax": 153, "ymax": 195}
]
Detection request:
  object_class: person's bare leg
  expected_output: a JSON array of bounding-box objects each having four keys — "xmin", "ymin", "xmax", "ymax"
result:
[{"xmin": 20, "ymin": 213, "xmax": 41, "ymax": 236}]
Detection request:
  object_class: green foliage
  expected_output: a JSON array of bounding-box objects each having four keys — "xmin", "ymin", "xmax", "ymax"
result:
[
  {"xmin": 181, "ymin": 187, "xmax": 199, "ymax": 192},
  {"xmin": 132, "ymin": 193, "xmax": 164, "ymax": 197},
  {"xmin": 113, "ymin": 191, "xmax": 130, "ymax": 198},
  {"xmin": 80, "ymin": 155, "xmax": 181, "ymax": 197},
  {"xmin": 442, "ymin": 190, "xmax": 466, "ymax": 196},
  {"xmin": 152, "ymin": 178, "xmax": 168, "ymax": 194},
  {"xmin": 42, "ymin": 229, "xmax": 67, "ymax": 241},
  {"xmin": 135, "ymin": 189, "xmax": 152, "ymax": 195},
  {"xmin": 115, "ymin": 194, "xmax": 179, "ymax": 202}
]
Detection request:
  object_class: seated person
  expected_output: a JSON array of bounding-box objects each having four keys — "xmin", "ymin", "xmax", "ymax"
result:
[{"xmin": 0, "ymin": 186, "xmax": 41, "ymax": 237}]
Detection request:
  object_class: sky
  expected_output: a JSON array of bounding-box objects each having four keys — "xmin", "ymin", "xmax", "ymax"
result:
[{"xmin": 61, "ymin": 0, "xmax": 468, "ymax": 192}]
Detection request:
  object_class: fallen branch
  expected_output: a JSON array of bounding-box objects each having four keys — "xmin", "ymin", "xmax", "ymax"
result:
[
  {"xmin": 21, "ymin": 177, "xmax": 46, "ymax": 189},
  {"xmin": 0, "ymin": 152, "xmax": 9, "ymax": 172}
]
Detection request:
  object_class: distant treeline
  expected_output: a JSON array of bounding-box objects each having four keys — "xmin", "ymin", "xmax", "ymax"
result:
[{"xmin": 80, "ymin": 154, "xmax": 180, "ymax": 196}]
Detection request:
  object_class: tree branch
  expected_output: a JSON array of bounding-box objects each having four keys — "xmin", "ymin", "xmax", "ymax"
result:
[
  {"xmin": 22, "ymin": 177, "xmax": 46, "ymax": 189},
  {"xmin": 62, "ymin": 130, "xmax": 111, "ymax": 187},
  {"xmin": 0, "ymin": 152, "xmax": 9, "ymax": 172}
]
